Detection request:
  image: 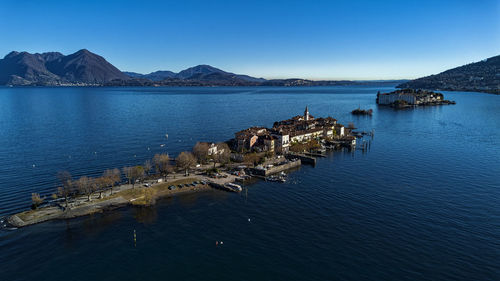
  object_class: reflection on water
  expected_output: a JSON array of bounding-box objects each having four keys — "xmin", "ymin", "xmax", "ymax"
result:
[{"xmin": 133, "ymin": 206, "xmax": 158, "ymax": 225}]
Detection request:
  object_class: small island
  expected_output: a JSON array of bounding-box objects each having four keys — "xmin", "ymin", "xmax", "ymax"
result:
[
  {"xmin": 376, "ymin": 89, "xmax": 456, "ymax": 108},
  {"xmin": 351, "ymin": 108, "xmax": 373, "ymax": 116},
  {"xmin": 6, "ymin": 107, "xmax": 358, "ymax": 228}
]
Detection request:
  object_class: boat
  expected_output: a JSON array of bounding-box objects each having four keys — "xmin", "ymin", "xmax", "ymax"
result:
[
  {"xmin": 266, "ymin": 175, "xmax": 286, "ymax": 182},
  {"xmin": 225, "ymin": 182, "xmax": 242, "ymax": 192}
]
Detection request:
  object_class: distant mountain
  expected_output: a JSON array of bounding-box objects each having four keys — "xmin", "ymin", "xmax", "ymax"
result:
[
  {"xmin": 398, "ymin": 55, "xmax": 500, "ymax": 94},
  {"xmin": 124, "ymin": 70, "xmax": 176, "ymax": 81},
  {"xmin": 45, "ymin": 49, "xmax": 128, "ymax": 83},
  {"xmin": 123, "ymin": 64, "xmax": 266, "ymax": 84},
  {"xmin": 175, "ymin": 64, "xmax": 266, "ymax": 82},
  {"xmin": 0, "ymin": 51, "xmax": 60, "ymax": 85},
  {"xmin": 122, "ymin": 71, "xmax": 144, "ymax": 78},
  {"xmin": 0, "ymin": 49, "xmax": 129, "ymax": 85},
  {"xmin": 176, "ymin": 65, "xmax": 223, "ymax": 79}
]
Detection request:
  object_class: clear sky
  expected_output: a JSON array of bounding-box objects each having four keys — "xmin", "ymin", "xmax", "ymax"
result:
[{"xmin": 1, "ymin": 0, "xmax": 499, "ymax": 80}]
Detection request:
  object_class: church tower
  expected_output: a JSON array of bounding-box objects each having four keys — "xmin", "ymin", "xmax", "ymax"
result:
[{"xmin": 304, "ymin": 106, "xmax": 310, "ymax": 121}]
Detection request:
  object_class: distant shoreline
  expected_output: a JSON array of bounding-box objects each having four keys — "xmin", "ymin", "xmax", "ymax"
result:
[{"xmin": 2, "ymin": 84, "xmax": 497, "ymax": 95}]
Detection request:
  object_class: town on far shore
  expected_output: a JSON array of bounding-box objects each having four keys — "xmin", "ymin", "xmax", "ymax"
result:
[{"xmin": 8, "ymin": 106, "xmax": 361, "ymax": 228}]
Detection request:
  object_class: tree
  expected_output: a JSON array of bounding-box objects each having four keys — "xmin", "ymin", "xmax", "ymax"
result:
[
  {"xmin": 192, "ymin": 142, "xmax": 209, "ymax": 164},
  {"xmin": 95, "ymin": 176, "xmax": 107, "ymax": 199},
  {"xmin": 125, "ymin": 166, "xmax": 144, "ymax": 188},
  {"xmin": 176, "ymin": 151, "xmax": 196, "ymax": 176},
  {"xmin": 153, "ymin": 153, "xmax": 170, "ymax": 180},
  {"xmin": 212, "ymin": 142, "xmax": 231, "ymax": 167},
  {"xmin": 243, "ymin": 152, "xmax": 260, "ymax": 166},
  {"xmin": 57, "ymin": 171, "xmax": 73, "ymax": 209},
  {"xmin": 76, "ymin": 176, "xmax": 94, "ymax": 202},
  {"xmin": 132, "ymin": 166, "xmax": 145, "ymax": 186},
  {"xmin": 144, "ymin": 160, "xmax": 152, "ymax": 177},
  {"xmin": 217, "ymin": 142, "xmax": 231, "ymax": 164},
  {"xmin": 31, "ymin": 193, "xmax": 44, "ymax": 209},
  {"xmin": 122, "ymin": 166, "xmax": 132, "ymax": 184},
  {"xmin": 103, "ymin": 168, "xmax": 121, "ymax": 195}
]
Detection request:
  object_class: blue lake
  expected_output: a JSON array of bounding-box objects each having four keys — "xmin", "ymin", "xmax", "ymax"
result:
[{"xmin": 0, "ymin": 86, "xmax": 499, "ymax": 280}]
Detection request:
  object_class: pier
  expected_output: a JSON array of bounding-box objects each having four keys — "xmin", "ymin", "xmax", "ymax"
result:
[
  {"xmin": 250, "ymin": 159, "xmax": 301, "ymax": 176},
  {"xmin": 286, "ymin": 154, "xmax": 316, "ymax": 165}
]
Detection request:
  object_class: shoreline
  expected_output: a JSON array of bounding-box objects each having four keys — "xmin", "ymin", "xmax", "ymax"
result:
[
  {"xmin": 5, "ymin": 158, "xmax": 305, "ymax": 228},
  {"xmin": 3, "ymin": 85, "xmax": 497, "ymax": 95},
  {"xmin": 6, "ymin": 176, "xmax": 216, "ymax": 228}
]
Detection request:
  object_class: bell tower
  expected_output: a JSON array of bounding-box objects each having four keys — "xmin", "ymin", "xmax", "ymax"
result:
[{"xmin": 304, "ymin": 106, "xmax": 310, "ymax": 121}]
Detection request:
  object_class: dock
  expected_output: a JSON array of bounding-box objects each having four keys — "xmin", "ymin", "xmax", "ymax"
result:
[
  {"xmin": 250, "ymin": 159, "xmax": 302, "ymax": 176},
  {"xmin": 286, "ymin": 154, "xmax": 316, "ymax": 165}
]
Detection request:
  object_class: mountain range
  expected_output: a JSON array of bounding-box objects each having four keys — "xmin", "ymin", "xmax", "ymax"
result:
[
  {"xmin": 397, "ymin": 55, "xmax": 500, "ymax": 94},
  {"xmin": 124, "ymin": 65, "xmax": 266, "ymax": 83},
  {"xmin": 1, "ymin": 49, "xmax": 497, "ymax": 93},
  {"xmin": 0, "ymin": 49, "xmax": 128, "ymax": 85}
]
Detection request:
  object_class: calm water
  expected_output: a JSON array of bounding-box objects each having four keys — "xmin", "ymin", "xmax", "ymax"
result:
[{"xmin": 0, "ymin": 86, "xmax": 499, "ymax": 280}]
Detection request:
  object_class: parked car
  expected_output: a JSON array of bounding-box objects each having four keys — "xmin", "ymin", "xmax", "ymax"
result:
[{"xmin": 168, "ymin": 185, "xmax": 176, "ymax": 190}]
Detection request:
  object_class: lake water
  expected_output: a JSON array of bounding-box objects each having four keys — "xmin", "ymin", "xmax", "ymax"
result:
[{"xmin": 0, "ymin": 86, "xmax": 499, "ymax": 280}]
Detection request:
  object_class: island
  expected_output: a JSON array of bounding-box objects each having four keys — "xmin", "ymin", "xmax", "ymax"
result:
[
  {"xmin": 376, "ymin": 89, "xmax": 456, "ymax": 108},
  {"xmin": 5, "ymin": 107, "xmax": 358, "ymax": 228},
  {"xmin": 351, "ymin": 108, "xmax": 373, "ymax": 115}
]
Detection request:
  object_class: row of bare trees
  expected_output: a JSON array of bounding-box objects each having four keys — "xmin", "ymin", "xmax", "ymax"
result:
[
  {"xmin": 54, "ymin": 169, "xmax": 121, "ymax": 208},
  {"xmin": 34, "ymin": 143, "xmax": 233, "ymax": 210}
]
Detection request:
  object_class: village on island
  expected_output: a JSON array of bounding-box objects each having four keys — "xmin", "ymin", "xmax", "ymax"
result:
[{"xmin": 7, "ymin": 106, "xmax": 359, "ymax": 228}]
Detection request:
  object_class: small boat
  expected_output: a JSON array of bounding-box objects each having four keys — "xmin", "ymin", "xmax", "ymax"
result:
[
  {"xmin": 266, "ymin": 174, "xmax": 287, "ymax": 183},
  {"xmin": 225, "ymin": 183, "xmax": 242, "ymax": 192},
  {"xmin": 160, "ymin": 144, "xmax": 165, "ymax": 147}
]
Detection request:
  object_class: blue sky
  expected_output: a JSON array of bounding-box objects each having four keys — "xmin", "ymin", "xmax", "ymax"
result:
[{"xmin": 0, "ymin": 0, "xmax": 498, "ymax": 79}]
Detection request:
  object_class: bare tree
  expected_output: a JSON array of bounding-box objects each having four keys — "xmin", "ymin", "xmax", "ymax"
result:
[
  {"xmin": 57, "ymin": 171, "xmax": 73, "ymax": 209},
  {"xmin": 214, "ymin": 142, "xmax": 231, "ymax": 167},
  {"xmin": 176, "ymin": 151, "xmax": 196, "ymax": 176},
  {"xmin": 95, "ymin": 176, "xmax": 107, "ymax": 199},
  {"xmin": 192, "ymin": 142, "xmax": 209, "ymax": 164},
  {"xmin": 153, "ymin": 153, "xmax": 170, "ymax": 180},
  {"xmin": 128, "ymin": 166, "xmax": 144, "ymax": 188},
  {"xmin": 103, "ymin": 168, "xmax": 121, "ymax": 195},
  {"xmin": 122, "ymin": 166, "xmax": 132, "ymax": 184},
  {"xmin": 144, "ymin": 160, "xmax": 152, "ymax": 177},
  {"xmin": 31, "ymin": 193, "xmax": 44, "ymax": 209},
  {"xmin": 76, "ymin": 176, "xmax": 94, "ymax": 201}
]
